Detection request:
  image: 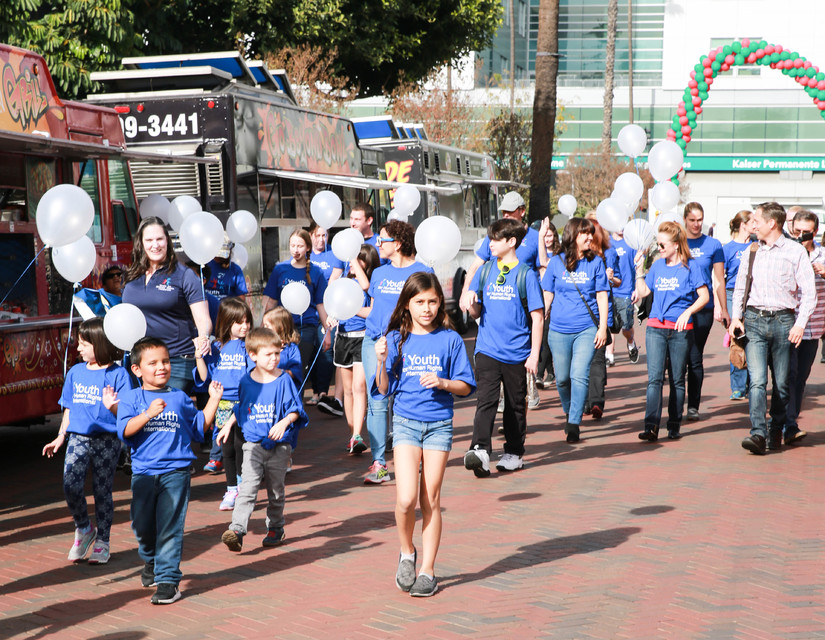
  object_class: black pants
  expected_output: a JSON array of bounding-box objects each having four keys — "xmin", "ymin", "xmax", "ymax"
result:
[
  {"xmin": 537, "ymin": 317, "xmax": 553, "ymax": 379},
  {"xmin": 222, "ymin": 424, "xmax": 246, "ymax": 487},
  {"xmin": 587, "ymin": 345, "xmax": 607, "ymax": 410},
  {"xmin": 680, "ymin": 307, "xmax": 714, "ymax": 413},
  {"xmin": 471, "ymin": 353, "xmax": 527, "ymax": 456}
]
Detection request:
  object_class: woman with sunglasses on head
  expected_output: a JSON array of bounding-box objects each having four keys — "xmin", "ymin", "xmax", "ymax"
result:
[
  {"xmin": 361, "ymin": 219, "xmax": 433, "ymax": 485},
  {"xmin": 634, "ymin": 221, "xmax": 709, "ymax": 442},
  {"xmin": 541, "ymin": 217, "xmax": 610, "ymax": 443}
]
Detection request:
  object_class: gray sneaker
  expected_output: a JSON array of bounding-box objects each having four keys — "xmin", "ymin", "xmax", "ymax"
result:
[
  {"xmin": 68, "ymin": 526, "xmax": 96, "ymax": 562},
  {"xmin": 686, "ymin": 407, "xmax": 700, "ymax": 421},
  {"xmin": 463, "ymin": 446, "xmax": 490, "ymax": 478},
  {"xmin": 410, "ymin": 573, "xmax": 438, "ymax": 597},
  {"xmin": 526, "ymin": 373, "xmax": 540, "ymax": 409},
  {"xmin": 395, "ymin": 549, "xmax": 417, "ymax": 592}
]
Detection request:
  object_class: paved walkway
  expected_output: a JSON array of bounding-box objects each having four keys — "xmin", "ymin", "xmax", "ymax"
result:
[{"xmin": 3, "ymin": 323, "xmax": 825, "ymax": 639}]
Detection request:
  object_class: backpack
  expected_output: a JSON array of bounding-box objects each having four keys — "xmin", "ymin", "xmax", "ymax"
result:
[{"xmin": 476, "ymin": 260, "xmax": 533, "ymax": 328}]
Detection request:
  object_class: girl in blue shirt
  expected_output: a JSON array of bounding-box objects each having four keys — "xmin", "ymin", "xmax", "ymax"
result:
[
  {"xmin": 374, "ymin": 272, "xmax": 476, "ymax": 597},
  {"xmin": 722, "ymin": 210, "xmax": 755, "ymax": 399},
  {"xmin": 42, "ymin": 318, "xmax": 132, "ymax": 565},
  {"xmin": 634, "ymin": 221, "xmax": 709, "ymax": 442},
  {"xmin": 262, "ymin": 307, "xmax": 304, "ymax": 388},
  {"xmin": 194, "ymin": 297, "xmax": 254, "ymax": 511},
  {"xmin": 541, "ymin": 217, "xmax": 609, "ymax": 443},
  {"xmin": 262, "ymin": 228, "xmax": 330, "ymax": 405}
]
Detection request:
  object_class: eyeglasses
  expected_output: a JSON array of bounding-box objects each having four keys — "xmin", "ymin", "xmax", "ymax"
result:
[
  {"xmin": 496, "ymin": 264, "xmax": 511, "ymax": 285},
  {"xmin": 376, "ymin": 236, "xmax": 395, "ymax": 246}
]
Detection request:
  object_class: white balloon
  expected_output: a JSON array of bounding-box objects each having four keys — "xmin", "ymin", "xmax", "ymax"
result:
[
  {"xmin": 415, "ymin": 216, "xmax": 462, "ymax": 267},
  {"xmin": 140, "ymin": 194, "xmax": 170, "ymax": 223},
  {"xmin": 323, "ymin": 277, "xmax": 364, "ymax": 322},
  {"xmin": 103, "ymin": 303, "xmax": 147, "ymax": 351},
  {"xmin": 473, "ymin": 237, "xmax": 485, "ymax": 254},
  {"xmin": 551, "ymin": 214, "xmax": 570, "ymax": 229},
  {"xmin": 167, "ymin": 195, "xmax": 201, "ymax": 231},
  {"xmin": 654, "ymin": 211, "xmax": 683, "ymax": 231},
  {"xmin": 226, "ymin": 209, "xmax": 258, "ymax": 244},
  {"xmin": 649, "ymin": 181, "xmax": 681, "ymax": 212},
  {"xmin": 310, "ymin": 191, "xmax": 342, "ymax": 229},
  {"xmin": 387, "ymin": 208, "xmax": 409, "ymax": 222},
  {"xmin": 617, "ymin": 124, "xmax": 648, "ymax": 158},
  {"xmin": 232, "ymin": 244, "xmax": 249, "ymax": 270},
  {"xmin": 614, "ymin": 172, "xmax": 644, "ymax": 204},
  {"xmin": 36, "ymin": 184, "xmax": 95, "ymax": 247},
  {"xmin": 394, "ymin": 185, "xmax": 421, "ymax": 215},
  {"xmin": 331, "ymin": 228, "xmax": 364, "ymax": 263},
  {"xmin": 558, "ymin": 194, "xmax": 577, "ymax": 217},
  {"xmin": 596, "ymin": 198, "xmax": 629, "ymax": 234},
  {"xmin": 280, "ymin": 281, "xmax": 311, "ymax": 316},
  {"xmin": 647, "ymin": 140, "xmax": 684, "ymax": 182},
  {"xmin": 52, "ymin": 235, "xmax": 97, "ymax": 283},
  {"xmin": 623, "ymin": 218, "xmax": 655, "ymax": 252},
  {"xmin": 179, "ymin": 211, "xmax": 225, "ymax": 265}
]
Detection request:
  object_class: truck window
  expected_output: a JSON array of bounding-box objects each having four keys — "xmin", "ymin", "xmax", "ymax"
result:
[
  {"xmin": 75, "ymin": 162, "xmax": 102, "ymax": 243},
  {"xmin": 108, "ymin": 160, "xmax": 139, "ymax": 241}
]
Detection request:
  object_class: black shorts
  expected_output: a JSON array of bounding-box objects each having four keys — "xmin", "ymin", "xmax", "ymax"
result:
[{"xmin": 334, "ymin": 333, "xmax": 364, "ymax": 368}]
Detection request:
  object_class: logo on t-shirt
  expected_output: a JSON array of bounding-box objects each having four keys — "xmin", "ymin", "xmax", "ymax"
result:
[
  {"xmin": 403, "ymin": 353, "xmax": 443, "ymax": 376},
  {"xmin": 378, "ymin": 278, "xmax": 405, "ymax": 295},
  {"xmin": 249, "ymin": 402, "xmax": 275, "ymax": 425},
  {"xmin": 145, "ymin": 410, "xmax": 180, "ymax": 433},
  {"xmin": 216, "ymin": 352, "xmax": 248, "ymax": 372},
  {"xmin": 485, "ymin": 282, "xmax": 516, "ymax": 301},
  {"xmin": 615, "ymin": 246, "xmax": 626, "ymax": 257},
  {"xmin": 73, "ymin": 382, "xmax": 100, "ymax": 406},
  {"xmin": 563, "ymin": 270, "xmax": 589, "ymax": 285},
  {"xmin": 655, "ymin": 276, "xmax": 681, "ymax": 292},
  {"xmin": 312, "ymin": 259, "xmax": 332, "ymax": 271},
  {"xmin": 156, "ymin": 278, "xmax": 174, "ymax": 292},
  {"xmin": 690, "ymin": 247, "xmax": 703, "ymax": 258}
]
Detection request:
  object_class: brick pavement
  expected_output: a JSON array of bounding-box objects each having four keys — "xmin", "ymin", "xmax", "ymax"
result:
[{"xmin": 3, "ymin": 323, "xmax": 825, "ymax": 639}]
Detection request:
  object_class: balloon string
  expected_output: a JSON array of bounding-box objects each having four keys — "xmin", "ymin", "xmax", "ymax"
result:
[
  {"xmin": 199, "ymin": 265, "xmax": 205, "ymax": 301},
  {"xmin": 298, "ymin": 339, "xmax": 325, "ymax": 394},
  {"xmin": 0, "ymin": 245, "xmax": 46, "ymax": 308},
  {"xmin": 634, "ymin": 159, "xmax": 640, "ymax": 176},
  {"xmin": 64, "ymin": 283, "xmax": 79, "ymax": 377}
]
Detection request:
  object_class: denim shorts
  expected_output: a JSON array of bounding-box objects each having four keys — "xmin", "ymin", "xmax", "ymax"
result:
[
  {"xmin": 613, "ymin": 296, "xmax": 635, "ymax": 331},
  {"xmin": 392, "ymin": 416, "xmax": 453, "ymax": 452}
]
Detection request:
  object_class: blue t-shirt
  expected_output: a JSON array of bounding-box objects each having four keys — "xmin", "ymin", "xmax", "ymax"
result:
[
  {"xmin": 206, "ymin": 292, "xmax": 220, "ymax": 330},
  {"xmin": 122, "ymin": 265, "xmax": 204, "ymax": 357},
  {"xmin": 196, "ymin": 339, "xmax": 255, "ymax": 401},
  {"xmin": 542, "ymin": 254, "xmax": 610, "ymax": 334},
  {"xmin": 468, "ymin": 260, "xmax": 544, "ymax": 364},
  {"xmin": 644, "ymin": 258, "xmax": 706, "ymax": 324},
  {"xmin": 117, "ymin": 387, "xmax": 205, "ymax": 474},
  {"xmin": 205, "ymin": 260, "xmax": 248, "ymax": 299},
  {"xmin": 476, "ymin": 226, "xmax": 540, "ymax": 269},
  {"xmin": 59, "ymin": 363, "xmax": 132, "ymax": 436},
  {"xmin": 233, "ymin": 371, "xmax": 309, "ymax": 449},
  {"xmin": 687, "ymin": 235, "xmax": 723, "ymax": 309},
  {"xmin": 723, "ymin": 241, "xmax": 752, "ymax": 289},
  {"xmin": 263, "ymin": 262, "xmax": 327, "ymax": 327},
  {"xmin": 374, "ymin": 327, "xmax": 476, "ymax": 421},
  {"xmin": 310, "ymin": 249, "xmax": 344, "ymax": 282},
  {"xmin": 98, "ymin": 289, "xmax": 122, "ymax": 309},
  {"xmin": 366, "ymin": 262, "xmax": 435, "ymax": 339},
  {"xmin": 340, "ymin": 287, "xmax": 369, "ymax": 333},
  {"xmin": 279, "ymin": 342, "xmax": 303, "ymax": 388},
  {"xmin": 611, "ymin": 236, "xmax": 636, "ymax": 298}
]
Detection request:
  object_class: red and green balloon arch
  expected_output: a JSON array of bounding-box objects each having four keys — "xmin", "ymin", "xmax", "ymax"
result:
[{"xmin": 666, "ymin": 38, "xmax": 824, "ymax": 150}]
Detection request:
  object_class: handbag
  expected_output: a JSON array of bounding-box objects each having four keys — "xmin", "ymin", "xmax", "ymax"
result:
[
  {"xmin": 569, "ymin": 271, "xmax": 612, "ymax": 347},
  {"xmin": 730, "ymin": 244, "xmax": 757, "ymax": 370}
]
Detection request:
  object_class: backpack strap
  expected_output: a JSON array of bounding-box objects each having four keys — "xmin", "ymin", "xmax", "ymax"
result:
[
  {"xmin": 477, "ymin": 260, "xmax": 494, "ymax": 302},
  {"xmin": 516, "ymin": 262, "xmax": 532, "ymax": 327}
]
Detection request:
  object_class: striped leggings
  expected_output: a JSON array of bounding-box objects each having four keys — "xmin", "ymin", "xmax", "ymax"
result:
[{"xmin": 63, "ymin": 433, "xmax": 121, "ymax": 542}]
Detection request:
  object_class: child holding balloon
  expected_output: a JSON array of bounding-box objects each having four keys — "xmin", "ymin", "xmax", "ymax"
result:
[
  {"xmin": 42, "ymin": 318, "xmax": 132, "ymax": 565},
  {"xmin": 373, "ymin": 272, "xmax": 475, "ymax": 597}
]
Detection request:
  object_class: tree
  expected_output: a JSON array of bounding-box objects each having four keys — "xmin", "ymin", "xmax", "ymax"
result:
[
  {"xmin": 601, "ymin": 0, "xmax": 618, "ymax": 153},
  {"xmin": 528, "ymin": 0, "xmax": 560, "ymax": 224}
]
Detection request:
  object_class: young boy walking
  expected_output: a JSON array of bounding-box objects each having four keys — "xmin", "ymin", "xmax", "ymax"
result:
[
  {"xmin": 116, "ymin": 337, "xmax": 223, "ymax": 605},
  {"xmin": 463, "ymin": 218, "xmax": 544, "ymax": 476},
  {"xmin": 217, "ymin": 327, "xmax": 308, "ymax": 551}
]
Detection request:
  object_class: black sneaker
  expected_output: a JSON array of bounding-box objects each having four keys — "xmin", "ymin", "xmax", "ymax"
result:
[
  {"xmin": 262, "ymin": 529, "xmax": 286, "ymax": 547},
  {"xmin": 317, "ymin": 395, "xmax": 344, "ymax": 417},
  {"xmin": 628, "ymin": 345, "xmax": 640, "ymax": 364},
  {"xmin": 141, "ymin": 561, "xmax": 156, "ymax": 588},
  {"xmin": 409, "ymin": 574, "xmax": 438, "ymax": 597},
  {"xmin": 151, "ymin": 583, "xmax": 181, "ymax": 605},
  {"xmin": 221, "ymin": 529, "xmax": 244, "ymax": 552}
]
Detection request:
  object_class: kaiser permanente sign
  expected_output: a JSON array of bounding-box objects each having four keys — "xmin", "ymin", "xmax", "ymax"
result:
[{"xmin": 550, "ymin": 156, "xmax": 825, "ymax": 172}]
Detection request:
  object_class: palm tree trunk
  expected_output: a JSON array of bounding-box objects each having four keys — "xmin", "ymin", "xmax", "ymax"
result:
[
  {"xmin": 509, "ymin": 0, "xmax": 516, "ymax": 114},
  {"xmin": 601, "ymin": 0, "xmax": 618, "ymax": 154},
  {"xmin": 528, "ymin": 0, "xmax": 559, "ymax": 223},
  {"xmin": 628, "ymin": 0, "xmax": 634, "ymax": 123}
]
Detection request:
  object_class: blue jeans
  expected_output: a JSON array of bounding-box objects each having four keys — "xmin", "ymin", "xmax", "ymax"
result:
[
  {"xmin": 726, "ymin": 290, "xmax": 748, "ymax": 394},
  {"xmin": 393, "ymin": 416, "xmax": 453, "ymax": 452},
  {"xmin": 362, "ymin": 335, "xmax": 390, "ymax": 464},
  {"xmin": 743, "ymin": 309, "xmax": 794, "ymax": 439},
  {"xmin": 548, "ymin": 326, "xmax": 597, "ymax": 425},
  {"xmin": 167, "ymin": 356, "xmax": 194, "ymax": 394},
  {"xmin": 776, "ymin": 338, "xmax": 819, "ymax": 435},
  {"xmin": 645, "ymin": 325, "xmax": 690, "ymax": 430},
  {"xmin": 130, "ymin": 468, "xmax": 191, "ymax": 586}
]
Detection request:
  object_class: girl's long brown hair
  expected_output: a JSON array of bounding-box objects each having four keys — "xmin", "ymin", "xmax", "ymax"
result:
[
  {"xmin": 124, "ymin": 216, "xmax": 178, "ymax": 283},
  {"xmin": 560, "ymin": 217, "xmax": 596, "ymax": 272},
  {"xmin": 214, "ymin": 297, "xmax": 253, "ymax": 346},
  {"xmin": 290, "ymin": 228, "xmax": 313, "ymax": 286},
  {"xmin": 385, "ymin": 272, "xmax": 452, "ymax": 377},
  {"xmin": 262, "ymin": 306, "xmax": 301, "ymax": 345},
  {"xmin": 78, "ymin": 317, "xmax": 121, "ymax": 365},
  {"xmin": 658, "ymin": 221, "xmax": 692, "ymax": 268}
]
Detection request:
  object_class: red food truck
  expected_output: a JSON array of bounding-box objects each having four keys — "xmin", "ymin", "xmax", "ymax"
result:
[{"xmin": 0, "ymin": 43, "xmax": 208, "ymax": 426}]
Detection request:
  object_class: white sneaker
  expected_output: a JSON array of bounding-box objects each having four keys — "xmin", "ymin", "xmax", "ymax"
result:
[
  {"xmin": 88, "ymin": 541, "xmax": 110, "ymax": 565},
  {"xmin": 605, "ymin": 353, "xmax": 615, "ymax": 367},
  {"xmin": 463, "ymin": 446, "xmax": 490, "ymax": 478},
  {"xmin": 496, "ymin": 453, "xmax": 524, "ymax": 472},
  {"xmin": 68, "ymin": 526, "xmax": 96, "ymax": 562},
  {"xmin": 219, "ymin": 488, "xmax": 238, "ymax": 511}
]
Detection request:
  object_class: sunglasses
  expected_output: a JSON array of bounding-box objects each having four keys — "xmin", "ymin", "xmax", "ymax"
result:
[
  {"xmin": 496, "ymin": 264, "xmax": 511, "ymax": 285},
  {"xmin": 376, "ymin": 236, "xmax": 395, "ymax": 246},
  {"xmin": 657, "ymin": 242, "xmax": 667, "ymax": 249}
]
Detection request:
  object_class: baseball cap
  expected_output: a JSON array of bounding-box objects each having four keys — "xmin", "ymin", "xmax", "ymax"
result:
[
  {"xmin": 498, "ymin": 191, "xmax": 525, "ymax": 212},
  {"xmin": 216, "ymin": 234, "xmax": 235, "ymax": 259}
]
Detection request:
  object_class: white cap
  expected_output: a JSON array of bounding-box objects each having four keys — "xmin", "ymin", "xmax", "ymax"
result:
[{"xmin": 498, "ymin": 191, "xmax": 525, "ymax": 212}]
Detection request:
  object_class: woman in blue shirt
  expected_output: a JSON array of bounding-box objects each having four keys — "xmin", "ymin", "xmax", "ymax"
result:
[
  {"xmin": 634, "ymin": 221, "xmax": 709, "ymax": 442},
  {"xmin": 722, "ymin": 210, "xmax": 755, "ymax": 400},
  {"xmin": 541, "ymin": 217, "xmax": 609, "ymax": 443},
  {"xmin": 122, "ymin": 217, "xmax": 212, "ymax": 392}
]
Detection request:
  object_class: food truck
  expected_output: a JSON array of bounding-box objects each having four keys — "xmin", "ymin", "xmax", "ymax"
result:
[{"xmin": 0, "ymin": 43, "xmax": 208, "ymax": 425}]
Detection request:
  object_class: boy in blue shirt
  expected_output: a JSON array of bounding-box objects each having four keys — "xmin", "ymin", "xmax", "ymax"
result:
[
  {"xmin": 216, "ymin": 327, "xmax": 308, "ymax": 552},
  {"xmin": 463, "ymin": 218, "xmax": 544, "ymax": 476},
  {"xmin": 116, "ymin": 337, "xmax": 223, "ymax": 605}
]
